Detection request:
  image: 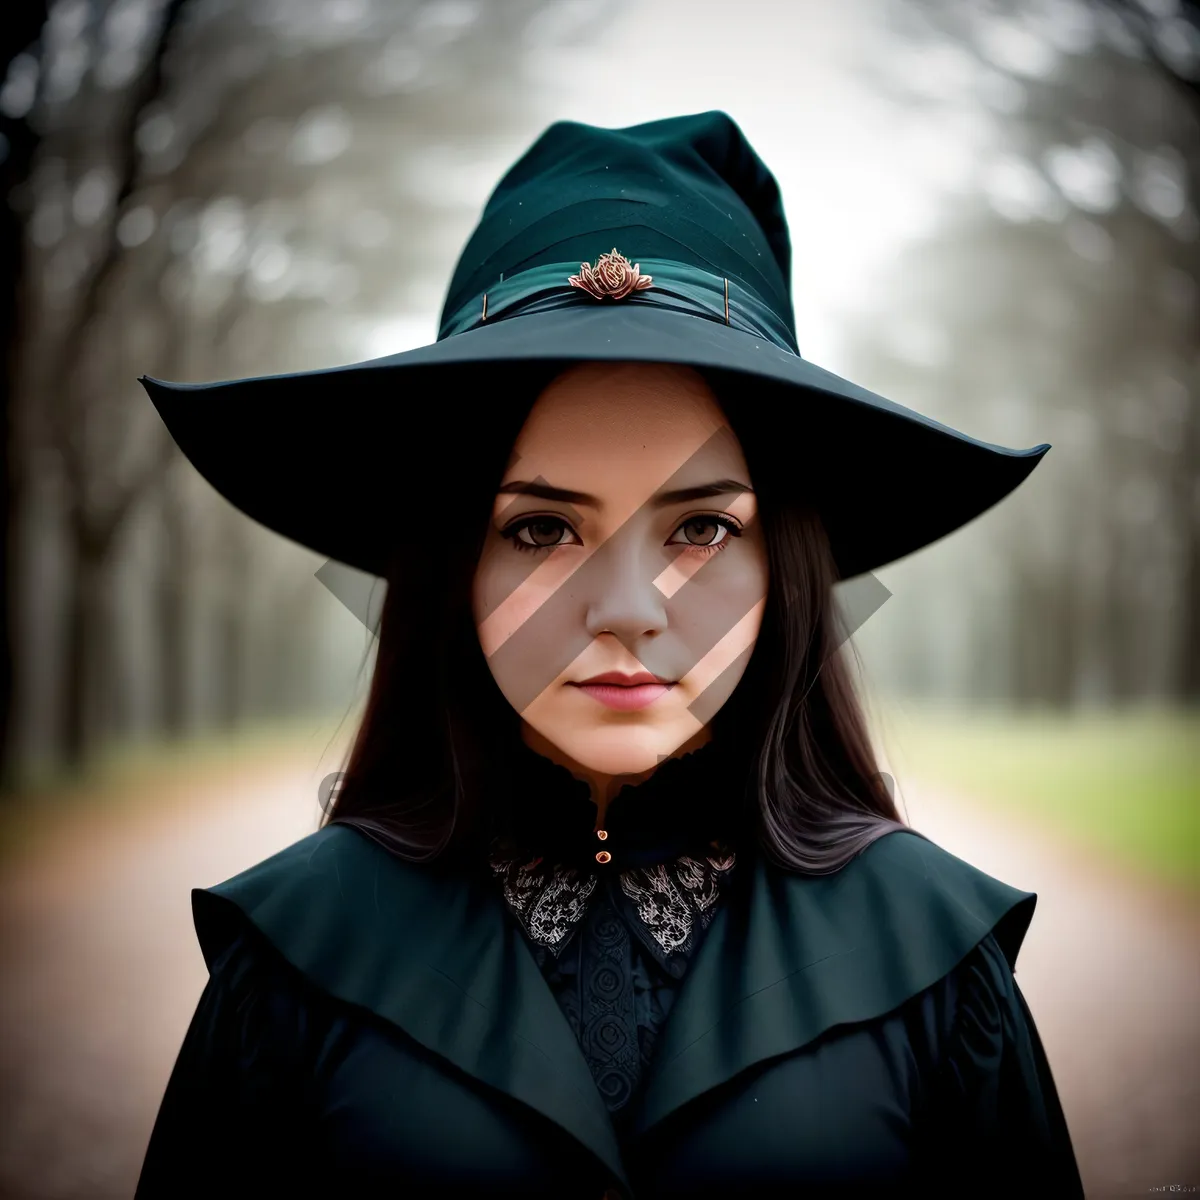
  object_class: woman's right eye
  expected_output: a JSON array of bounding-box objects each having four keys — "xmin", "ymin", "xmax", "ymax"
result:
[{"xmin": 502, "ymin": 516, "xmax": 579, "ymax": 551}]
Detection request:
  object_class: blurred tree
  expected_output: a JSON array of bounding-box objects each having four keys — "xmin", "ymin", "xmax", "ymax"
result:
[
  {"xmin": 0, "ymin": 0, "xmax": 52, "ymax": 787},
  {"xmin": 1095, "ymin": 0, "xmax": 1200, "ymax": 109},
  {"xmin": 56, "ymin": 0, "xmax": 187, "ymax": 768},
  {"xmin": 6, "ymin": 0, "xmax": 604, "ymax": 780},
  {"xmin": 844, "ymin": 0, "xmax": 1200, "ymax": 706},
  {"xmin": 1093, "ymin": 0, "xmax": 1200, "ymax": 700}
]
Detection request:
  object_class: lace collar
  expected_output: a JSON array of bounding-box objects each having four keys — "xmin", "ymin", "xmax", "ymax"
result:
[
  {"xmin": 488, "ymin": 843, "xmax": 738, "ymax": 975},
  {"xmin": 484, "ymin": 739, "xmax": 750, "ymax": 971}
]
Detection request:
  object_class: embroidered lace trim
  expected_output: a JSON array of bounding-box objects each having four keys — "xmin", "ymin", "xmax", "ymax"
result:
[{"xmin": 489, "ymin": 844, "xmax": 737, "ymax": 959}]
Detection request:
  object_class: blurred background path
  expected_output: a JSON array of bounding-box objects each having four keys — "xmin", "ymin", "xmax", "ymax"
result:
[
  {"xmin": 0, "ymin": 745, "xmax": 1195, "ymax": 1200},
  {"xmin": 0, "ymin": 748, "xmax": 322, "ymax": 1200},
  {"xmin": 905, "ymin": 782, "xmax": 1200, "ymax": 1199}
]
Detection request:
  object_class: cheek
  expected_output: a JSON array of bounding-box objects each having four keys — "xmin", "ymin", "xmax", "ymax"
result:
[
  {"xmin": 667, "ymin": 544, "xmax": 768, "ymax": 674},
  {"xmin": 473, "ymin": 542, "xmax": 578, "ymax": 658},
  {"xmin": 473, "ymin": 543, "xmax": 594, "ymax": 713},
  {"xmin": 665, "ymin": 543, "xmax": 767, "ymax": 725},
  {"xmin": 677, "ymin": 596, "xmax": 766, "ymax": 727}
]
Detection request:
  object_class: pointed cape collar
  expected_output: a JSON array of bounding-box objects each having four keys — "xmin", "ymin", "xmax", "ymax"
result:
[
  {"xmin": 192, "ymin": 824, "xmax": 1036, "ymax": 1195},
  {"xmin": 480, "ymin": 737, "xmax": 752, "ymax": 870}
]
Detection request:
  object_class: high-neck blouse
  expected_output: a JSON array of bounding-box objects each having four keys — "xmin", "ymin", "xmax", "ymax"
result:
[{"xmin": 483, "ymin": 740, "xmax": 750, "ymax": 1132}]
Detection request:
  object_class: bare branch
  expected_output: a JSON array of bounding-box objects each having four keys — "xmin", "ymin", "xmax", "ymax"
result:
[
  {"xmin": 50, "ymin": 0, "xmax": 191, "ymax": 398},
  {"xmin": 1090, "ymin": 0, "xmax": 1200, "ymax": 112}
]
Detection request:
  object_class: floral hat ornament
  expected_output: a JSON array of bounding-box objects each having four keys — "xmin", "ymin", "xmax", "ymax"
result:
[
  {"xmin": 568, "ymin": 249, "xmax": 654, "ymax": 300},
  {"xmin": 138, "ymin": 111, "xmax": 1049, "ymax": 581}
]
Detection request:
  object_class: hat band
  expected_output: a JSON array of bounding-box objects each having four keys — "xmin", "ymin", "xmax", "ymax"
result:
[{"xmin": 438, "ymin": 259, "xmax": 799, "ymax": 354}]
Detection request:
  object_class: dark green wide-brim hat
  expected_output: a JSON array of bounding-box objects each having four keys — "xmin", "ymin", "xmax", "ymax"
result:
[{"xmin": 140, "ymin": 111, "xmax": 1048, "ymax": 581}]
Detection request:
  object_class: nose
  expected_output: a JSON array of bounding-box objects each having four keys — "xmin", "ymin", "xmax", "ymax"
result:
[{"xmin": 583, "ymin": 539, "xmax": 668, "ymax": 641}]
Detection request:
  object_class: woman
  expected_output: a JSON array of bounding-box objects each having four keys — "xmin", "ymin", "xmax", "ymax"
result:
[{"xmin": 134, "ymin": 111, "xmax": 1083, "ymax": 1198}]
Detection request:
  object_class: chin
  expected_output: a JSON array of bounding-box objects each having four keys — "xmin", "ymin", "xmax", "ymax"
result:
[{"xmin": 559, "ymin": 723, "xmax": 692, "ymax": 779}]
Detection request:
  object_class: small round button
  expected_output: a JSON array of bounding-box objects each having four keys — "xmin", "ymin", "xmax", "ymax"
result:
[
  {"xmin": 595, "ymin": 850, "xmax": 612, "ymax": 864},
  {"xmin": 596, "ymin": 829, "xmax": 608, "ymax": 841}
]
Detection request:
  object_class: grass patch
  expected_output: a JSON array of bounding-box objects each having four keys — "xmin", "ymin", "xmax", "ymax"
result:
[{"xmin": 877, "ymin": 702, "xmax": 1200, "ymax": 892}]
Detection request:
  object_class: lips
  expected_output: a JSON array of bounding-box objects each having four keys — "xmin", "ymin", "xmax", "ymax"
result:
[
  {"xmin": 575, "ymin": 671, "xmax": 671, "ymax": 687},
  {"xmin": 568, "ymin": 671, "xmax": 676, "ymax": 711}
]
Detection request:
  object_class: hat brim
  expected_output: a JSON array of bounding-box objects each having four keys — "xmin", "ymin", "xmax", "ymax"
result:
[{"xmin": 139, "ymin": 305, "xmax": 1048, "ymax": 580}]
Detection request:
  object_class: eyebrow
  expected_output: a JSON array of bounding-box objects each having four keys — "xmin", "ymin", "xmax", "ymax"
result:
[{"xmin": 495, "ymin": 478, "xmax": 754, "ymax": 508}]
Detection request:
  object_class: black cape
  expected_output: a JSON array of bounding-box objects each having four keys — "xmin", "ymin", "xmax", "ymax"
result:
[{"xmin": 135, "ymin": 822, "xmax": 1083, "ymax": 1199}]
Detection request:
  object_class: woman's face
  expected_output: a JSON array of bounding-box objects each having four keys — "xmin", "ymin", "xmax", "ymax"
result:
[{"xmin": 472, "ymin": 362, "xmax": 769, "ymax": 779}]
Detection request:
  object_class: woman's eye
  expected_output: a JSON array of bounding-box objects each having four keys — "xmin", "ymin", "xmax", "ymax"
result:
[
  {"xmin": 505, "ymin": 517, "xmax": 577, "ymax": 550},
  {"xmin": 669, "ymin": 516, "xmax": 740, "ymax": 549}
]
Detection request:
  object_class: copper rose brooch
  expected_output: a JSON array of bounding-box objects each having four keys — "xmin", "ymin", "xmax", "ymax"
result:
[{"xmin": 568, "ymin": 248, "xmax": 653, "ymax": 300}]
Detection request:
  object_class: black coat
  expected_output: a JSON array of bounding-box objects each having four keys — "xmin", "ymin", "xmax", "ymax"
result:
[{"xmin": 135, "ymin": 823, "xmax": 1083, "ymax": 1199}]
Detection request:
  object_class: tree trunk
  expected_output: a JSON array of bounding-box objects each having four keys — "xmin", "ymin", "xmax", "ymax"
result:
[
  {"xmin": 216, "ymin": 600, "xmax": 246, "ymax": 730},
  {"xmin": 158, "ymin": 476, "xmax": 191, "ymax": 737},
  {"xmin": 1174, "ymin": 396, "xmax": 1200, "ymax": 702},
  {"xmin": 61, "ymin": 541, "xmax": 108, "ymax": 769},
  {"xmin": 159, "ymin": 567, "xmax": 189, "ymax": 737},
  {"xmin": 0, "ymin": 2, "xmax": 52, "ymax": 789},
  {"xmin": 1181, "ymin": 530, "xmax": 1200, "ymax": 702}
]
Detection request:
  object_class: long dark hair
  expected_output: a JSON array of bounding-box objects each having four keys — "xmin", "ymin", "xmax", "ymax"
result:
[{"xmin": 322, "ymin": 363, "xmax": 913, "ymax": 874}]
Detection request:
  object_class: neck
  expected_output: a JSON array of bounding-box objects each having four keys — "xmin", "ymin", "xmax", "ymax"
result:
[{"xmin": 519, "ymin": 722, "xmax": 713, "ymax": 829}]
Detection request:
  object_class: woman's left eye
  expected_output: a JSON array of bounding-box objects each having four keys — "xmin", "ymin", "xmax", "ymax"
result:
[{"xmin": 667, "ymin": 516, "xmax": 742, "ymax": 551}]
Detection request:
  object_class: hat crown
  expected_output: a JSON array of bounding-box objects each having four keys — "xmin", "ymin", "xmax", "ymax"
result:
[{"xmin": 439, "ymin": 111, "xmax": 795, "ymax": 339}]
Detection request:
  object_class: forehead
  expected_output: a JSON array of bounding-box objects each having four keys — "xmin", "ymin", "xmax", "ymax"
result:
[{"xmin": 511, "ymin": 362, "xmax": 748, "ymax": 483}]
